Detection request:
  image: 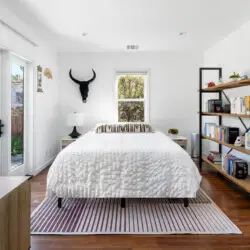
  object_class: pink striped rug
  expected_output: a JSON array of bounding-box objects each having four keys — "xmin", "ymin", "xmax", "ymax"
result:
[{"xmin": 31, "ymin": 189, "xmax": 241, "ymax": 235}]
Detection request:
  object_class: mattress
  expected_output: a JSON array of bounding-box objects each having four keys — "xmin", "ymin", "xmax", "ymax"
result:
[{"xmin": 46, "ymin": 131, "xmax": 201, "ymax": 198}]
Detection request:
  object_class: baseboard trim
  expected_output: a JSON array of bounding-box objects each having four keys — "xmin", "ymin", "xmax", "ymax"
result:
[{"xmin": 34, "ymin": 157, "xmax": 55, "ymax": 176}]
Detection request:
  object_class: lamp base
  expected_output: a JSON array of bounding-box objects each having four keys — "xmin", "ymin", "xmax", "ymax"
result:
[{"xmin": 69, "ymin": 126, "xmax": 81, "ymax": 139}]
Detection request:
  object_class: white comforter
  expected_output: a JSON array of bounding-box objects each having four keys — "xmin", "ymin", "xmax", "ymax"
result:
[{"xmin": 47, "ymin": 131, "xmax": 201, "ymax": 198}]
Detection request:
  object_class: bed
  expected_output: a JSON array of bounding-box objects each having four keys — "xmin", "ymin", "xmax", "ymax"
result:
[{"xmin": 46, "ymin": 125, "xmax": 201, "ymax": 208}]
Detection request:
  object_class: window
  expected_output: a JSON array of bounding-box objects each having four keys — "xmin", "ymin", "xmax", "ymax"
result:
[{"xmin": 116, "ymin": 71, "xmax": 149, "ymax": 122}]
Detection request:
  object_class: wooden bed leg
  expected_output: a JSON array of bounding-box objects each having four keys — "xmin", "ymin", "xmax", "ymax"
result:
[
  {"xmin": 121, "ymin": 198, "xmax": 126, "ymax": 208},
  {"xmin": 184, "ymin": 198, "xmax": 189, "ymax": 208},
  {"xmin": 58, "ymin": 198, "xmax": 62, "ymax": 208}
]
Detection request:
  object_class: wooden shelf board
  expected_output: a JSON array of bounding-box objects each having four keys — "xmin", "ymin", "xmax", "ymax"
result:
[
  {"xmin": 201, "ymin": 112, "xmax": 250, "ymax": 118},
  {"xmin": 202, "ymin": 79, "xmax": 250, "ymax": 92},
  {"xmin": 202, "ymin": 135, "xmax": 250, "ymax": 155},
  {"xmin": 202, "ymin": 155, "xmax": 250, "ymax": 193}
]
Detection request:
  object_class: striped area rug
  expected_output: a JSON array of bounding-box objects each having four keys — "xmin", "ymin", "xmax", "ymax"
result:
[{"xmin": 31, "ymin": 189, "xmax": 241, "ymax": 235}]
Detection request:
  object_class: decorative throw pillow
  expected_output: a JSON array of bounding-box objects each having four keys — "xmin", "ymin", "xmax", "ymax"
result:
[{"xmin": 95, "ymin": 123, "xmax": 153, "ymax": 133}]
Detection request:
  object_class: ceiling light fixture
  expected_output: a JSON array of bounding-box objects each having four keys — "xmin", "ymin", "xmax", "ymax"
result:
[
  {"xmin": 179, "ymin": 32, "xmax": 187, "ymax": 36},
  {"xmin": 82, "ymin": 32, "xmax": 88, "ymax": 36},
  {"xmin": 126, "ymin": 45, "xmax": 139, "ymax": 51}
]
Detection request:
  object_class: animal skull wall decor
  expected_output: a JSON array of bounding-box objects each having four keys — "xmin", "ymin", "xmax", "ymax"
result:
[{"xmin": 69, "ymin": 69, "xmax": 96, "ymax": 103}]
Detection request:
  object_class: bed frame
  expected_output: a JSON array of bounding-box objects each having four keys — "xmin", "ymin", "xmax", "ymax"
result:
[{"xmin": 57, "ymin": 197, "xmax": 189, "ymax": 208}]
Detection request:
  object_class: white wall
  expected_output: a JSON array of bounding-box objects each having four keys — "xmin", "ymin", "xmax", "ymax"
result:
[
  {"xmin": 58, "ymin": 52, "xmax": 203, "ymax": 152},
  {"xmin": 204, "ymin": 20, "xmax": 250, "ymax": 161},
  {"xmin": 0, "ymin": 4, "xmax": 59, "ymax": 175}
]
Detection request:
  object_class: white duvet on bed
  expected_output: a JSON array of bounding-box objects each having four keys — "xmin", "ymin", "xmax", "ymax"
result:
[{"xmin": 47, "ymin": 131, "xmax": 201, "ymax": 198}]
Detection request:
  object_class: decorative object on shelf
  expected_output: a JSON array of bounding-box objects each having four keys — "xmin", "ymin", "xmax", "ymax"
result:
[
  {"xmin": 68, "ymin": 112, "xmax": 84, "ymax": 138},
  {"xmin": 229, "ymin": 72, "xmax": 241, "ymax": 82},
  {"xmin": 69, "ymin": 69, "xmax": 96, "ymax": 103},
  {"xmin": 241, "ymin": 74, "xmax": 248, "ymax": 80},
  {"xmin": 37, "ymin": 65, "xmax": 43, "ymax": 93},
  {"xmin": 219, "ymin": 78, "xmax": 224, "ymax": 84},
  {"xmin": 234, "ymin": 136, "xmax": 245, "ymax": 147},
  {"xmin": 44, "ymin": 68, "xmax": 53, "ymax": 79},
  {"xmin": 223, "ymin": 104, "xmax": 231, "ymax": 113},
  {"xmin": 207, "ymin": 81, "xmax": 215, "ymax": 88},
  {"xmin": 207, "ymin": 99, "xmax": 223, "ymax": 112},
  {"xmin": 168, "ymin": 128, "xmax": 179, "ymax": 135}
]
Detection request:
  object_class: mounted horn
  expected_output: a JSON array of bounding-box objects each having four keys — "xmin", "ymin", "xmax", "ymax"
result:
[
  {"xmin": 87, "ymin": 69, "xmax": 96, "ymax": 83},
  {"xmin": 69, "ymin": 69, "xmax": 96, "ymax": 84},
  {"xmin": 69, "ymin": 69, "xmax": 97, "ymax": 103}
]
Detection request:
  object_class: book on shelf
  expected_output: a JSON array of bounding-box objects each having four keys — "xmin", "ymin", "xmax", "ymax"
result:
[
  {"xmin": 204, "ymin": 123, "xmax": 239, "ymax": 144},
  {"xmin": 230, "ymin": 96, "xmax": 250, "ymax": 115},
  {"xmin": 223, "ymin": 154, "xmax": 248, "ymax": 179},
  {"xmin": 206, "ymin": 152, "xmax": 248, "ymax": 179}
]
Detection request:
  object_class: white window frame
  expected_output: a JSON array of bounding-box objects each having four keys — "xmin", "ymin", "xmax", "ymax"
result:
[{"xmin": 115, "ymin": 70, "xmax": 150, "ymax": 123}]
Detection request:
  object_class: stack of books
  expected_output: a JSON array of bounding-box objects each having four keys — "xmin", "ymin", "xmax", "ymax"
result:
[
  {"xmin": 230, "ymin": 96, "xmax": 250, "ymax": 115},
  {"xmin": 207, "ymin": 151, "xmax": 222, "ymax": 164}
]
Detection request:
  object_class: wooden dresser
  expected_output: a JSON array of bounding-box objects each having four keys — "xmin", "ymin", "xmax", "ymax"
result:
[{"xmin": 0, "ymin": 176, "xmax": 30, "ymax": 250}]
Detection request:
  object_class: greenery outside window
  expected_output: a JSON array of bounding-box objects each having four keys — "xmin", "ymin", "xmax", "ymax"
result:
[{"xmin": 116, "ymin": 71, "xmax": 149, "ymax": 122}]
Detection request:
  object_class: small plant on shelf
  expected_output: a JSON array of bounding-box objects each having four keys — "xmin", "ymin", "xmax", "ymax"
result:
[
  {"xmin": 168, "ymin": 128, "xmax": 179, "ymax": 135},
  {"xmin": 229, "ymin": 72, "xmax": 241, "ymax": 81}
]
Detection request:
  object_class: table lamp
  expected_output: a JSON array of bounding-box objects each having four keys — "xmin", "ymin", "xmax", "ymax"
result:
[{"xmin": 68, "ymin": 113, "xmax": 84, "ymax": 138}]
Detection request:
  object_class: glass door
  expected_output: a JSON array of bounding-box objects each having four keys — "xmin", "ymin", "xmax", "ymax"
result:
[
  {"xmin": 0, "ymin": 51, "xmax": 28, "ymax": 176},
  {"xmin": 11, "ymin": 57, "xmax": 25, "ymax": 169}
]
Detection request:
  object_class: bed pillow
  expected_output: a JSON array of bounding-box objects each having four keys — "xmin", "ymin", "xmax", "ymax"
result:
[{"xmin": 95, "ymin": 123, "xmax": 153, "ymax": 133}]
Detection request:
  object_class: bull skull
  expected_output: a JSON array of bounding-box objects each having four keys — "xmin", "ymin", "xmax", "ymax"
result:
[{"xmin": 69, "ymin": 69, "xmax": 96, "ymax": 103}]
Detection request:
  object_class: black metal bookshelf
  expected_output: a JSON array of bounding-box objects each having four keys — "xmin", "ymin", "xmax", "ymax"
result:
[{"xmin": 199, "ymin": 68, "xmax": 250, "ymax": 192}]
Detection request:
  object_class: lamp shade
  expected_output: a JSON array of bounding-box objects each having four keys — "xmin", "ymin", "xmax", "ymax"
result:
[{"xmin": 68, "ymin": 113, "xmax": 84, "ymax": 127}]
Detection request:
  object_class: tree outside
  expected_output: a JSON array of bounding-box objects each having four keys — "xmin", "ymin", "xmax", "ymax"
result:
[{"xmin": 118, "ymin": 75, "xmax": 145, "ymax": 122}]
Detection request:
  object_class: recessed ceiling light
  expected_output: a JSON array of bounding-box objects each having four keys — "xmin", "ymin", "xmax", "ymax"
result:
[
  {"xmin": 179, "ymin": 32, "xmax": 187, "ymax": 36},
  {"xmin": 126, "ymin": 45, "xmax": 139, "ymax": 51},
  {"xmin": 82, "ymin": 32, "xmax": 88, "ymax": 36}
]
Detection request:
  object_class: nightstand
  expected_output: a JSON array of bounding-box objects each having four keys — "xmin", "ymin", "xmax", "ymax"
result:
[
  {"xmin": 60, "ymin": 137, "xmax": 77, "ymax": 150},
  {"xmin": 169, "ymin": 135, "xmax": 188, "ymax": 150}
]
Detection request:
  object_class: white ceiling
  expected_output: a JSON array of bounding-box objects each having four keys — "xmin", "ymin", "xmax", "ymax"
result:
[{"xmin": 3, "ymin": 0, "xmax": 250, "ymax": 52}]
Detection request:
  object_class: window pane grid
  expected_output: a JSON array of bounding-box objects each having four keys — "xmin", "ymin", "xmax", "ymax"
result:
[{"xmin": 116, "ymin": 72, "xmax": 148, "ymax": 123}]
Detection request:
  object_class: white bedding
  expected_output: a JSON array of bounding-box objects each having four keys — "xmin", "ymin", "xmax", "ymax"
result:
[{"xmin": 47, "ymin": 131, "xmax": 201, "ymax": 198}]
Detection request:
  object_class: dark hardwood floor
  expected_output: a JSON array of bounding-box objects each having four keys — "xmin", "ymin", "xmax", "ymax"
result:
[{"xmin": 30, "ymin": 163, "xmax": 250, "ymax": 250}]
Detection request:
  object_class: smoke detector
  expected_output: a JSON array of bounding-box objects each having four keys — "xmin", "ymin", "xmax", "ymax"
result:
[
  {"xmin": 179, "ymin": 32, "xmax": 187, "ymax": 36},
  {"xmin": 126, "ymin": 45, "xmax": 139, "ymax": 51}
]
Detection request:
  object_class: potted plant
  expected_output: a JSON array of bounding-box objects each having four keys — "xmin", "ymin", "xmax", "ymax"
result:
[
  {"xmin": 229, "ymin": 72, "xmax": 241, "ymax": 82},
  {"xmin": 168, "ymin": 128, "xmax": 179, "ymax": 137}
]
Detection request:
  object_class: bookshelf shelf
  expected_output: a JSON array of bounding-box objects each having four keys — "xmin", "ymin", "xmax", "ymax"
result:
[
  {"xmin": 202, "ymin": 155, "xmax": 250, "ymax": 193},
  {"xmin": 201, "ymin": 112, "xmax": 250, "ymax": 119},
  {"xmin": 202, "ymin": 78, "xmax": 250, "ymax": 92},
  {"xmin": 202, "ymin": 135, "xmax": 250, "ymax": 155},
  {"xmin": 199, "ymin": 67, "xmax": 250, "ymax": 194}
]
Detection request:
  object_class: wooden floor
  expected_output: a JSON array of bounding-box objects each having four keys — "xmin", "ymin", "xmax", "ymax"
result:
[{"xmin": 30, "ymin": 163, "xmax": 250, "ymax": 250}]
